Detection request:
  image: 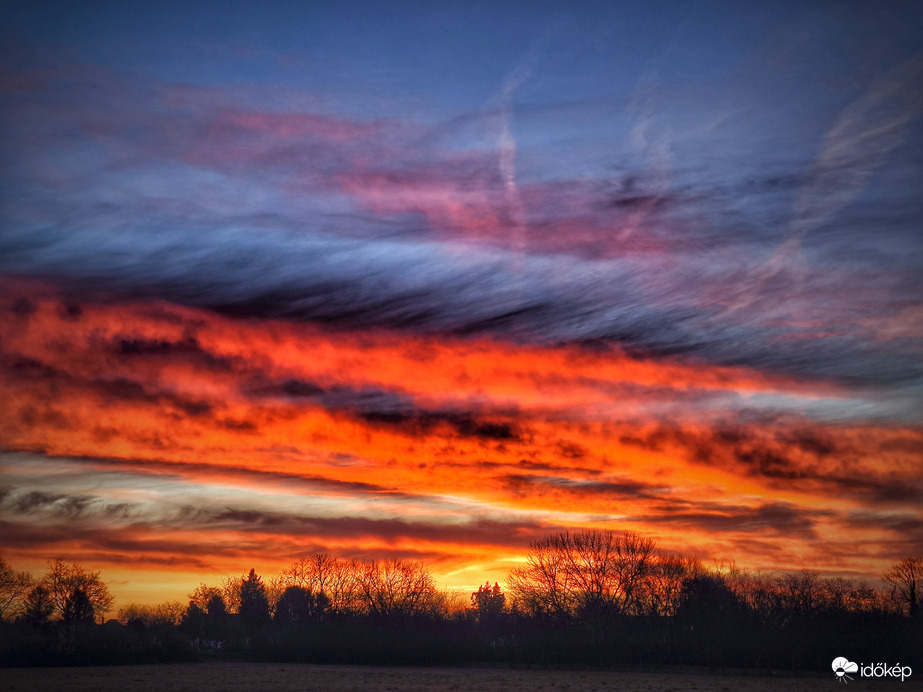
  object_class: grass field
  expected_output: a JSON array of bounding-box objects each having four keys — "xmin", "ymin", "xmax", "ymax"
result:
[{"xmin": 4, "ymin": 662, "xmax": 921, "ymax": 692}]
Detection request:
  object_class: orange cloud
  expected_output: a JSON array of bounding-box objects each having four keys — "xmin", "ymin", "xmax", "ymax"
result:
[{"xmin": 1, "ymin": 281, "xmax": 920, "ymax": 604}]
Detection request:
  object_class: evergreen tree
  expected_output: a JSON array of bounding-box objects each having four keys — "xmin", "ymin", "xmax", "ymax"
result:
[
  {"xmin": 239, "ymin": 568, "xmax": 270, "ymax": 631},
  {"xmin": 19, "ymin": 584, "xmax": 54, "ymax": 626},
  {"xmin": 180, "ymin": 601, "xmax": 206, "ymax": 639},
  {"xmin": 204, "ymin": 594, "xmax": 228, "ymax": 640},
  {"xmin": 62, "ymin": 587, "xmax": 95, "ymax": 625}
]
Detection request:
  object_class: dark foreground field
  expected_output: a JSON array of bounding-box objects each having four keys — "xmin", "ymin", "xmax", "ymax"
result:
[{"xmin": 4, "ymin": 662, "xmax": 921, "ymax": 692}]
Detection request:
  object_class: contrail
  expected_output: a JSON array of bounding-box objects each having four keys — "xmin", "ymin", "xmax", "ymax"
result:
[
  {"xmin": 615, "ymin": 16, "xmax": 688, "ymax": 247},
  {"xmin": 491, "ymin": 33, "xmax": 554, "ymax": 278},
  {"xmin": 726, "ymin": 51, "xmax": 923, "ymax": 317},
  {"xmin": 496, "ymin": 65, "xmax": 531, "ymax": 277}
]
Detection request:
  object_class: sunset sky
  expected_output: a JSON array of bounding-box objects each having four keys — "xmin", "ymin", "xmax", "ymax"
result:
[{"xmin": 1, "ymin": 1, "xmax": 921, "ymax": 610}]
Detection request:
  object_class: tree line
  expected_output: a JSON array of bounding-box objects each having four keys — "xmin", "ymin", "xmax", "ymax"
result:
[{"xmin": 1, "ymin": 531, "xmax": 920, "ymax": 668}]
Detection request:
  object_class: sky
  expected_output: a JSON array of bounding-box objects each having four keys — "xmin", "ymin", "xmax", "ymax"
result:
[{"xmin": 1, "ymin": 0, "xmax": 921, "ymax": 609}]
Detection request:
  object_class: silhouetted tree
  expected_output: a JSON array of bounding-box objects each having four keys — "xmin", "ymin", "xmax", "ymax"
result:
[
  {"xmin": 202, "ymin": 593, "xmax": 229, "ymax": 641},
  {"xmin": 121, "ymin": 600, "xmax": 186, "ymax": 628},
  {"xmin": 274, "ymin": 585, "xmax": 329, "ymax": 627},
  {"xmin": 221, "ymin": 572, "xmax": 246, "ymax": 613},
  {"xmin": 206, "ymin": 594, "xmax": 227, "ymax": 618},
  {"xmin": 41, "ymin": 558, "xmax": 113, "ymax": 623},
  {"xmin": 283, "ymin": 553, "xmax": 336, "ymax": 592},
  {"xmin": 180, "ymin": 601, "xmax": 206, "ymax": 639},
  {"xmin": 470, "ymin": 581, "xmax": 506, "ymax": 639},
  {"xmin": 357, "ymin": 559, "xmax": 438, "ymax": 619},
  {"xmin": 187, "ymin": 583, "xmax": 223, "ymax": 611},
  {"xmin": 508, "ymin": 530, "xmax": 656, "ymax": 620},
  {"xmin": 19, "ymin": 584, "xmax": 54, "ymax": 626},
  {"xmin": 471, "ymin": 582, "xmax": 504, "ymax": 621},
  {"xmin": 883, "ymin": 556, "xmax": 922, "ymax": 618},
  {"xmin": 62, "ymin": 587, "xmax": 95, "ymax": 625},
  {"xmin": 507, "ymin": 533, "xmax": 575, "ymax": 620},
  {"xmin": 642, "ymin": 554, "xmax": 701, "ymax": 616},
  {"xmin": 151, "ymin": 600, "xmax": 186, "ymax": 627},
  {"xmin": 676, "ymin": 573, "xmax": 746, "ymax": 664},
  {"xmin": 239, "ymin": 569, "xmax": 271, "ymax": 631},
  {"xmin": 0, "ymin": 556, "xmax": 33, "ymax": 621},
  {"xmin": 281, "ymin": 553, "xmax": 360, "ymax": 615},
  {"xmin": 775, "ymin": 570, "xmax": 821, "ymax": 619},
  {"xmin": 678, "ymin": 574, "xmax": 742, "ymax": 626}
]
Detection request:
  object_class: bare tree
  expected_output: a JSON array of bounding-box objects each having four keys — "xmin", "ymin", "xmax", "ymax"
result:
[
  {"xmin": 0, "ymin": 556, "xmax": 34, "ymax": 621},
  {"xmin": 287, "ymin": 553, "xmax": 339, "ymax": 594},
  {"xmin": 882, "ymin": 556, "xmax": 922, "ymax": 618},
  {"xmin": 42, "ymin": 558, "xmax": 113, "ymax": 623},
  {"xmin": 266, "ymin": 573, "xmax": 288, "ymax": 616},
  {"xmin": 507, "ymin": 530, "xmax": 656, "ymax": 619},
  {"xmin": 187, "ymin": 583, "xmax": 222, "ymax": 611},
  {"xmin": 280, "ymin": 554, "xmax": 360, "ymax": 615},
  {"xmin": 281, "ymin": 557, "xmax": 313, "ymax": 589},
  {"xmin": 356, "ymin": 559, "xmax": 438, "ymax": 618},
  {"xmin": 608, "ymin": 531, "xmax": 657, "ymax": 616},
  {"xmin": 775, "ymin": 570, "xmax": 821, "ymax": 617},
  {"xmin": 643, "ymin": 554, "xmax": 701, "ymax": 617},
  {"xmin": 120, "ymin": 600, "xmax": 187, "ymax": 627},
  {"xmin": 817, "ymin": 576, "xmax": 879, "ymax": 615},
  {"xmin": 150, "ymin": 600, "xmax": 187, "ymax": 627},
  {"xmin": 221, "ymin": 572, "xmax": 245, "ymax": 613},
  {"xmin": 508, "ymin": 532, "xmax": 576, "ymax": 619}
]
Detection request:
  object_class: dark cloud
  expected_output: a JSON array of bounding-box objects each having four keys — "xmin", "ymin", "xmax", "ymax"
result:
[
  {"xmin": 734, "ymin": 448, "xmax": 800, "ymax": 479},
  {"xmin": 91, "ymin": 377, "xmax": 213, "ymax": 417},
  {"xmin": 244, "ymin": 377, "xmax": 414, "ymax": 415},
  {"xmin": 244, "ymin": 375, "xmax": 526, "ymax": 442},
  {"xmin": 202, "ymin": 509, "xmax": 548, "ymax": 548},
  {"xmin": 501, "ymin": 473, "xmax": 659, "ymax": 500},
  {"xmin": 618, "ymin": 422, "xmax": 923, "ymax": 508},
  {"xmin": 219, "ymin": 418, "xmax": 257, "ymax": 433},
  {"xmin": 0, "ymin": 520, "xmax": 240, "ymax": 569},
  {"xmin": 278, "ymin": 379, "xmax": 325, "ymax": 398},
  {"xmin": 555, "ymin": 441, "xmax": 588, "ymax": 460},
  {"xmin": 847, "ymin": 510, "xmax": 923, "ymax": 536},
  {"xmin": 241, "ymin": 376, "xmax": 326, "ymax": 401},
  {"xmin": 57, "ymin": 303, "xmax": 83, "ymax": 320},
  {"xmin": 619, "ymin": 426, "xmax": 698, "ymax": 454},
  {"xmin": 2, "ymin": 353, "xmax": 65, "ymax": 379},
  {"xmin": 515, "ymin": 459, "xmax": 601, "ymax": 476},
  {"xmin": 113, "ymin": 334, "xmax": 237, "ymax": 371},
  {"xmin": 1, "ymin": 347, "xmax": 215, "ymax": 419},
  {"xmin": 59, "ymin": 453, "xmax": 425, "ymax": 501},
  {"xmin": 10, "ymin": 297, "xmax": 36, "ymax": 317},
  {"xmin": 0, "ymin": 488, "xmax": 134, "ymax": 521},
  {"xmin": 0, "ymin": 486, "xmax": 550, "ymax": 558},
  {"xmin": 640, "ymin": 501, "xmax": 831, "ymax": 538},
  {"xmin": 723, "ymin": 434, "xmax": 923, "ymax": 507},
  {"xmin": 361, "ymin": 409, "xmax": 523, "ymax": 443}
]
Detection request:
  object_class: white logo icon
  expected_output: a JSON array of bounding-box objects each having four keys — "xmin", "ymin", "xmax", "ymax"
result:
[{"xmin": 832, "ymin": 657, "xmax": 858, "ymax": 683}]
